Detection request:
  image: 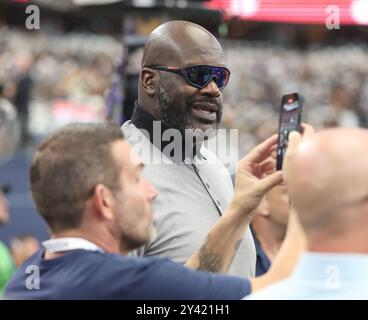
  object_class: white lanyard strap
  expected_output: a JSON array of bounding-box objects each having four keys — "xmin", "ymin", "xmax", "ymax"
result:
[{"xmin": 42, "ymin": 237, "xmax": 104, "ymax": 253}]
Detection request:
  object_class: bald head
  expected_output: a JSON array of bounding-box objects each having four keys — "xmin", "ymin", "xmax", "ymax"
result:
[
  {"xmin": 288, "ymin": 128, "xmax": 368, "ymax": 238},
  {"xmin": 141, "ymin": 21, "xmax": 223, "ymax": 68},
  {"xmin": 138, "ymin": 21, "xmax": 226, "ymax": 131}
]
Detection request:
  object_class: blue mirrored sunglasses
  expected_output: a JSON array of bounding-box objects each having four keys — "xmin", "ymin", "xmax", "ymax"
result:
[{"xmin": 147, "ymin": 65, "xmax": 231, "ymax": 89}]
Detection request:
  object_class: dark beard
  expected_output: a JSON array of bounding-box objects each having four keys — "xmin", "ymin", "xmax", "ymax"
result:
[
  {"xmin": 156, "ymin": 84, "xmax": 223, "ymax": 134},
  {"xmin": 156, "ymin": 83, "xmax": 222, "ymax": 157},
  {"xmin": 157, "ymin": 84, "xmax": 192, "ymax": 133}
]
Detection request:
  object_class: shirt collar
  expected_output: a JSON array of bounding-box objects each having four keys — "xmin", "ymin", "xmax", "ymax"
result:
[{"xmin": 131, "ymin": 101, "xmax": 157, "ymax": 135}]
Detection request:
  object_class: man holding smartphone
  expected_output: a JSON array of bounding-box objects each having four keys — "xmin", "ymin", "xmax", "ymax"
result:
[
  {"xmin": 248, "ymin": 128, "xmax": 368, "ymax": 299},
  {"xmin": 4, "ymin": 122, "xmax": 305, "ymax": 299}
]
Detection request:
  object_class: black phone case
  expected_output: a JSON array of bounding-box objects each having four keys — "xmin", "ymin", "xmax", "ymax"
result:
[{"xmin": 276, "ymin": 93, "xmax": 303, "ymax": 170}]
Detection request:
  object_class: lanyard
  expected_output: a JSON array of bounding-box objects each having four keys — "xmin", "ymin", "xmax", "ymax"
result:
[{"xmin": 42, "ymin": 237, "xmax": 104, "ymax": 253}]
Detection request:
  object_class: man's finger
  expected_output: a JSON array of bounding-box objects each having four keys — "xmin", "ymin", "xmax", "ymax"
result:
[
  {"xmin": 270, "ymin": 144, "xmax": 278, "ymax": 152},
  {"xmin": 260, "ymin": 158, "xmax": 276, "ymax": 174},
  {"xmin": 300, "ymin": 123, "xmax": 315, "ymax": 138},
  {"xmin": 244, "ymin": 134, "xmax": 278, "ymax": 164},
  {"xmin": 287, "ymin": 123, "xmax": 314, "ymax": 158},
  {"xmin": 287, "ymin": 131, "xmax": 302, "ymax": 155},
  {"xmin": 257, "ymin": 171, "xmax": 284, "ymax": 193}
]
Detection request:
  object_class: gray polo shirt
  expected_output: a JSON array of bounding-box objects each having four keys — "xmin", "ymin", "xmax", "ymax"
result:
[{"xmin": 122, "ymin": 121, "xmax": 256, "ymax": 278}]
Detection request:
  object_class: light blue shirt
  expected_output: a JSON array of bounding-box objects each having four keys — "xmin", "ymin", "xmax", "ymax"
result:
[{"xmin": 246, "ymin": 252, "xmax": 368, "ymax": 300}]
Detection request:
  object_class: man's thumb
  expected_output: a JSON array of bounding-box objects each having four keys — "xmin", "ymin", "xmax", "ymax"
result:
[{"xmin": 258, "ymin": 171, "xmax": 284, "ymax": 193}]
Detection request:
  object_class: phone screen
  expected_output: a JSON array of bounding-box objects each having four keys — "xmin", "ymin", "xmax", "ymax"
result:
[{"xmin": 276, "ymin": 93, "xmax": 303, "ymax": 170}]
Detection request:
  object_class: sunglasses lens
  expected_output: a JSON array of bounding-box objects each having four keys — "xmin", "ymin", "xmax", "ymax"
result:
[
  {"xmin": 214, "ymin": 67, "xmax": 230, "ymax": 89},
  {"xmin": 186, "ymin": 66, "xmax": 210, "ymax": 87},
  {"xmin": 185, "ymin": 66, "xmax": 230, "ymax": 89}
]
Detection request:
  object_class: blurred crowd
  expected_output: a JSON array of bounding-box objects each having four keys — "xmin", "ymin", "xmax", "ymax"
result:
[
  {"xmin": 1, "ymin": 25, "xmax": 367, "ymax": 156},
  {"xmin": 0, "ymin": 26, "xmax": 122, "ymax": 144},
  {"xmin": 222, "ymin": 42, "xmax": 368, "ymax": 154}
]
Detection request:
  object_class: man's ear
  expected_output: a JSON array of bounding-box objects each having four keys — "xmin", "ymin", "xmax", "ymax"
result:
[
  {"xmin": 140, "ymin": 68, "xmax": 158, "ymax": 96},
  {"xmin": 91, "ymin": 184, "xmax": 115, "ymax": 221}
]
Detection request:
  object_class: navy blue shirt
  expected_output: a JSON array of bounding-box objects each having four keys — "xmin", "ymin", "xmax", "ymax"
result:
[
  {"xmin": 250, "ymin": 226, "xmax": 271, "ymax": 277},
  {"xmin": 4, "ymin": 249, "xmax": 251, "ymax": 300}
]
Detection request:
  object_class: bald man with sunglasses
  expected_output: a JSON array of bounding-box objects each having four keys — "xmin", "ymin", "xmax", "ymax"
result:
[{"xmin": 122, "ymin": 21, "xmax": 258, "ymax": 277}]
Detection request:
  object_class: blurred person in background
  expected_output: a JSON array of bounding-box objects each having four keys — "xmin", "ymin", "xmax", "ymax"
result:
[
  {"xmin": 0, "ymin": 80, "xmax": 20, "ymax": 169},
  {"xmin": 4, "ymin": 122, "xmax": 306, "ymax": 299},
  {"xmin": 0, "ymin": 185, "xmax": 15, "ymax": 297},
  {"xmin": 14, "ymin": 53, "xmax": 33, "ymax": 147},
  {"xmin": 10, "ymin": 235, "xmax": 40, "ymax": 268},
  {"xmin": 248, "ymin": 128, "xmax": 368, "ymax": 299},
  {"xmin": 0, "ymin": 82, "xmax": 16, "ymax": 115},
  {"xmin": 326, "ymin": 84, "xmax": 360, "ymax": 128},
  {"xmin": 251, "ymin": 185, "xmax": 289, "ymax": 276}
]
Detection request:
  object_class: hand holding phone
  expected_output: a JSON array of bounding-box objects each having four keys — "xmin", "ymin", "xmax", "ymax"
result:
[{"xmin": 276, "ymin": 93, "xmax": 304, "ymax": 170}]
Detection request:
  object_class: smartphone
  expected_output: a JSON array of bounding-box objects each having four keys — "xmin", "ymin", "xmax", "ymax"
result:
[{"xmin": 276, "ymin": 93, "xmax": 303, "ymax": 170}]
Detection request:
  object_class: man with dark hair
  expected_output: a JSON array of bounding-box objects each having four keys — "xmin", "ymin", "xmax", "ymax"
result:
[
  {"xmin": 29, "ymin": 123, "xmax": 124, "ymax": 234},
  {"xmin": 251, "ymin": 185, "xmax": 289, "ymax": 276},
  {"xmin": 4, "ymin": 122, "xmax": 304, "ymax": 299}
]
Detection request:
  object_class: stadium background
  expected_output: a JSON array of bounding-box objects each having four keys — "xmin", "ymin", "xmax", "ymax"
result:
[{"xmin": 0, "ymin": 0, "xmax": 367, "ymax": 247}]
